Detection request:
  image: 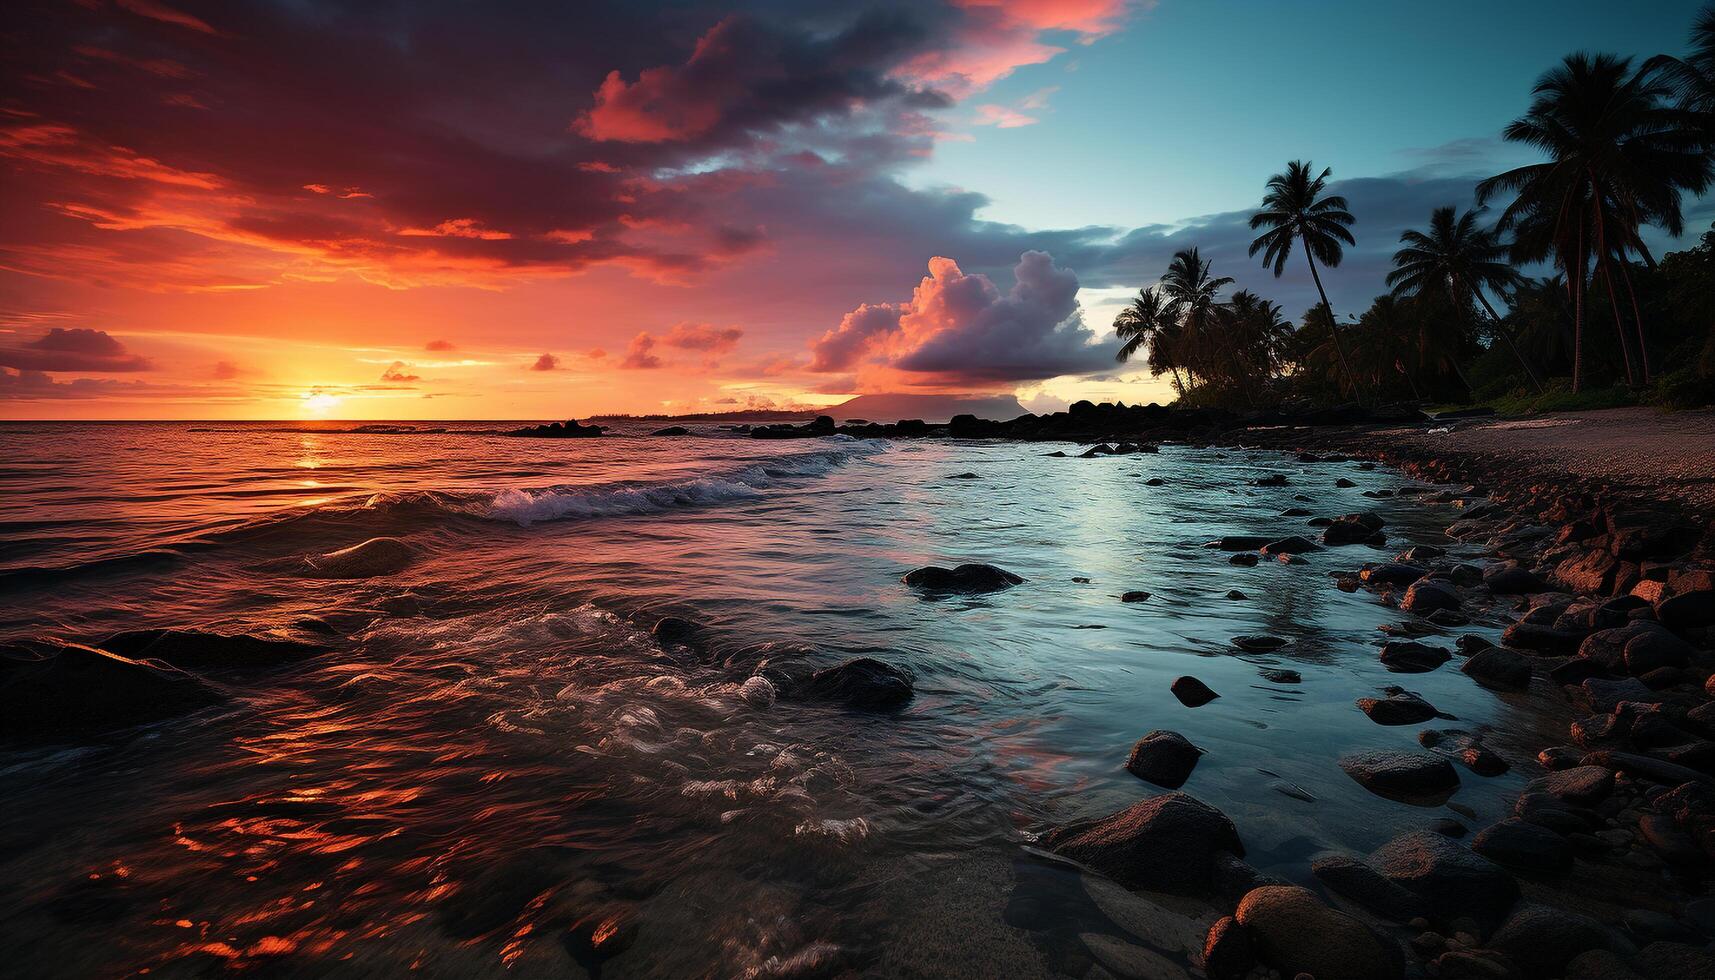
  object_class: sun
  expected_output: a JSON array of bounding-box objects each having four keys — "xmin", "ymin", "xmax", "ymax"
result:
[{"xmin": 302, "ymin": 391, "xmax": 341, "ymax": 415}]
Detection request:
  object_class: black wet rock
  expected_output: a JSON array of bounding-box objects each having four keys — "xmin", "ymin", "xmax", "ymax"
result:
[
  {"xmin": 1379, "ymin": 641, "xmax": 1452, "ymax": 673},
  {"xmin": 1658, "ymin": 588, "xmax": 1715, "ymax": 630},
  {"xmin": 1260, "ymin": 535, "xmax": 1320, "ymax": 556},
  {"xmin": 508, "ymin": 419, "xmax": 604, "ymax": 438},
  {"xmin": 1457, "ymin": 743, "xmax": 1510, "ymax": 777},
  {"xmin": 1461, "ymin": 647, "xmax": 1532, "ymax": 691},
  {"xmin": 1401, "ymin": 580, "xmax": 1461, "ymax": 615},
  {"xmin": 1335, "ymin": 477, "xmax": 1357, "ymax": 488},
  {"xmin": 1229, "ymin": 553, "xmax": 1260, "ymax": 567},
  {"xmin": 0, "ymin": 640, "xmax": 223, "ymax": 741},
  {"xmin": 1171, "ymin": 676, "xmax": 1219, "ymax": 707},
  {"xmin": 1311, "ymin": 854, "xmax": 1427, "ymax": 921},
  {"xmin": 1040, "ymin": 791, "xmax": 1244, "ymax": 897},
  {"xmin": 1323, "ymin": 512, "xmax": 1386, "ymax": 546},
  {"xmin": 1456, "ymin": 634, "xmax": 1495, "ymax": 655},
  {"xmin": 1501, "ymin": 621, "xmax": 1587, "ymax": 654},
  {"xmin": 1340, "ymin": 750, "xmax": 1460, "ymax": 800},
  {"xmin": 649, "ymin": 425, "xmax": 688, "ymax": 436},
  {"xmin": 1202, "ymin": 915, "xmax": 1253, "ymax": 980},
  {"xmin": 651, "ymin": 615, "xmax": 705, "ymax": 648},
  {"xmin": 901, "ymin": 563, "xmax": 1023, "ymax": 594},
  {"xmin": 1397, "ymin": 545, "xmax": 1446, "ymax": 562},
  {"xmin": 1369, "ymin": 831, "xmax": 1519, "ymax": 928},
  {"xmin": 1484, "ymin": 563, "xmax": 1546, "ymax": 595},
  {"xmin": 1120, "ymin": 590, "xmax": 1151, "ymax": 603},
  {"xmin": 1209, "ymin": 535, "xmax": 1273, "ymax": 551},
  {"xmin": 1124, "ymin": 729, "xmax": 1203, "ymax": 788},
  {"xmin": 1232, "ymin": 634, "xmax": 1286, "ymax": 652},
  {"xmin": 1258, "ymin": 668, "xmax": 1301, "ymax": 684},
  {"xmin": 1361, "ymin": 563, "xmax": 1427, "ymax": 587},
  {"xmin": 1470, "ymin": 818, "xmax": 1573, "ymax": 873},
  {"xmin": 1224, "ymin": 589, "xmax": 1247, "ymax": 600},
  {"xmin": 1235, "ymin": 884, "xmax": 1404, "ymax": 980},
  {"xmin": 1527, "ymin": 766, "xmax": 1614, "ymax": 807},
  {"xmin": 1537, "ymin": 746, "xmax": 1584, "ymax": 770},
  {"xmin": 801, "ymin": 658, "xmax": 914, "ymax": 710},
  {"xmin": 751, "ymin": 415, "xmax": 836, "ymax": 439},
  {"xmin": 97, "ymin": 628, "xmax": 328, "ymax": 671},
  {"xmin": 1487, "ymin": 902, "xmax": 1613, "ymax": 980},
  {"xmin": 1357, "ymin": 688, "xmax": 1441, "ymax": 725},
  {"xmin": 1253, "ymin": 473, "xmax": 1289, "ymax": 487}
]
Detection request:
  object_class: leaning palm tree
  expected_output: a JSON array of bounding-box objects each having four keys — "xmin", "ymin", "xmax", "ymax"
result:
[
  {"xmin": 1479, "ymin": 53, "xmax": 1713, "ymax": 389},
  {"xmin": 1159, "ymin": 247, "xmax": 1234, "ymax": 391},
  {"xmin": 1388, "ymin": 205, "xmax": 1543, "ymax": 392},
  {"xmin": 1249, "ymin": 161, "xmax": 1362, "ymax": 401},
  {"xmin": 1645, "ymin": 4, "xmax": 1715, "ymax": 140}
]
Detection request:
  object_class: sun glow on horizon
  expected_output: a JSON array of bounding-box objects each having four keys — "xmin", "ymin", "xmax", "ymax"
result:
[{"xmin": 301, "ymin": 391, "xmax": 341, "ymax": 415}]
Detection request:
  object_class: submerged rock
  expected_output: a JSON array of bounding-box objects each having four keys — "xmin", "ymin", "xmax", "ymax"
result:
[
  {"xmin": 801, "ymin": 658, "xmax": 913, "ymax": 709},
  {"xmin": 1378, "ymin": 641, "xmax": 1452, "ymax": 673},
  {"xmin": 301, "ymin": 536, "xmax": 417, "ymax": 578},
  {"xmin": 1235, "ymin": 885, "xmax": 1404, "ymax": 980},
  {"xmin": 1171, "ymin": 676, "xmax": 1220, "ymax": 707},
  {"xmin": 1461, "ymin": 647, "xmax": 1531, "ymax": 691},
  {"xmin": 901, "ymin": 563, "xmax": 1023, "ymax": 594},
  {"xmin": 1232, "ymin": 634, "xmax": 1286, "ymax": 652},
  {"xmin": 649, "ymin": 425, "xmax": 689, "ymax": 436},
  {"xmin": 1311, "ymin": 854, "xmax": 1427, "ymax": 921},
  {"xmin": 1470, "ymin": 818, "xmax": 1573, "ymax": 873},
  {"xmin": 1401, "ymin": 580, "xmax": 1461, "ymax": 615},
  {"xmin": 1040, "ymin": 792, "xmax": 1244, "ymax": 897},
  {"xmin": 1120, "ymin": 590, "xmax": 1151, "ymax": 603},
  {"xmin": 1357, "ymin": 688, "xmax": 1441, "ymax": 725},
  {"xmin": 0, "ymin": 640, "xmax": 223, "ymax": 741},
  {"xmin": 1125, "ymin": 730, "xmax": 1204, "ymax": 788},
  {"xmin": 1260, "ymin": 535, "xmax": 1320, "ymax": 556},
  {"xmin": 97, "ymin": 628, "xmax": 328, "ymax": 671}
]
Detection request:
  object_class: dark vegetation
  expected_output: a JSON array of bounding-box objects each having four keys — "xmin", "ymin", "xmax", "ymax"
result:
[{"xmin": 1115, "ymin": 6, "xmax": 1715, "ymax": 413}]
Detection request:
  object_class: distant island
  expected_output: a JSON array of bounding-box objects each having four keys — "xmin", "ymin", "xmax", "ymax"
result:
[{"xmin": 593, "ymin": 393, "xmax": 1026, "ymax": 425}]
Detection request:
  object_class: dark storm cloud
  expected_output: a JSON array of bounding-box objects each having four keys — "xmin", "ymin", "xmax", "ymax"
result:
[{"xmin": 0, "ymin": 327, "xmax": 153, "ymax": 371}]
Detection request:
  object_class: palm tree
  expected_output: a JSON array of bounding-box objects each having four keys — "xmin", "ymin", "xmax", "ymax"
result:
[
  {"xmin": 1645, "ymin": 4, "xmax": 1715, "ymax": 139},
  {"xmin": 1249, "ymin": 161, "xmax": 1362, "ymax": 401},
  {"xmin": 1479, "ymin": 53, "xmax": 1713, "ymax": 389},
  {"xmin": 1113, "ymin": 287, "xmax": 1189, "ymax": 393},
  {"xmin": 1159, "ymin": 247, "xmax": 1234, "ymax": 392},
  {"xmin": 1222, "ymin": 289, "xmax": 1292, "ymax": 388},
  {"xmin": 1387, "ymin": 205, "xmax": 1544, "ymax": 392}
]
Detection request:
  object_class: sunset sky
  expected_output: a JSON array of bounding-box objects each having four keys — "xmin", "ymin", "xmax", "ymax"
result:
[{"xmin": 2, "ymin": 0, "xmax": 1709, "ymax": 420}]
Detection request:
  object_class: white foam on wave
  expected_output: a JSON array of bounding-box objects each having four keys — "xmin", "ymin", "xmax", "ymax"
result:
[{"xmin": 480, "ymin": 441, "xmax": 887, "ymax": 526}]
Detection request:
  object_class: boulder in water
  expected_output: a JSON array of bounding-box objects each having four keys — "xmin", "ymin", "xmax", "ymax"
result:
[
  {"xmin": 1125, "ymin": 730, "xmax": 1203, "ymax": 788},
  {"xmin": 1171, "ymin": 676, "xmax": 1219, "ymax": 707},
  {"xmin": 1040, "ymin": 792, "xmax": 1245, "ymax": 897},
  {"xmin": 1368, "ymin": 831, "xmax": 1518, "ymax": 928},
  {"xmin": 801, "ymin": 658, "xmax": 913, "ymax": 710},
  {"xmin": 902, "ymin": 563, "xmax": 1023, "ymax": 594},
  {"xmin": 1235, "ymin": 885, "xmax": 1404, "ymax": 980},
  {"xmin": 301, "ymin": 537, "xmax": 416, "ymax": 578},
  {"xmin": 649, "ymin": 425, "xmax": 689, "ymax": 436},
  {"xmin": 1339, "ymin": 750, "xmax": 1459, "ymax": 802},
  {"xmin": 0, "ymin": 640, "xmax": 223, "ymax": 741}
]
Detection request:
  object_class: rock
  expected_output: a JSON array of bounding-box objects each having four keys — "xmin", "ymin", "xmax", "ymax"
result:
[
  {"xmin": 1260, "ymin": 535, "xmax": 1320, "ymax": 556},
  {"xmin": 1253, "ymin": 473, "xmax": 1290, "ymax": 487},
  {"xmin": 1259, "ymin": 668, "xmax": 1301, "ymax": 684},
  {"xmin": 1403, "ymin": 580, "xmax": 1461, "ymax": 615},
  {"xmin": 1502, "ymin": 622, "xmax": 1587, "ymax": 654},
  {"xmin": 1470, "ymin": 818, "xmax": 1573, "ymax": 873},
  {"xmin": 1202, "ymin": 915, "xmax": 1253, "ymax": 980},
  {"xmin": 1487, "ymin": 903, "xmax": 1611, "ymax": 980},
  {"xmin": 1363, "ymin": 563, "xmax": 1428, "ymax": 587},
  {"xmin": 96, "ymin": 628, "xmax": 328, "ymax": 671},
  {"xmin": 507, "ymin": 419, "xmax": 604, "ymax": 438},
  {"xmin": 1429, "ymin": 817, "xmax": 1469, "ymax": 837},
  {"xmin": 1357, "ymin": 689, "xmax": 1441, "ymax": 725},
  {"xmin": 800, "ymin": 658, "xmax": 913, "ymax": 709},
  {"xmin": 1040, "ymin": 792, "xmax": 1244, "ymax": 897},
  {"xmin": 901, "ymin": 563, "xmax": 1023, "ymax": 594},
  {"xmin": 0, "ymin": 640, "xmax": 223, "ymax": 741},
  {"xmin": 1229, "ymin": 553, "xmax": 1260, "ymax": 567},
  {"xmin": 651, "ymin": 615, "xmax": 705, "ymax": 647},
  {"xmin": 1459, "ymin": 744, "xmax": 1510, "ymax": 777},
  {"xmin": 1171, "ymin": 676, "xmax": 1219, "ymax": 707},
  {"xmin": 1380, "ymin": 641, "xmax": 1452, "ymax": 673},
  {"xmin": 1457, "ymin": 634, "xmax": 1496, "ymax": 655},
  {"xmin": 1312, "ymin": 854, "xmax": 1426, "ymax": 921},
  {"xmin": 1564, "ymin": 949, "xmax": 1644, "ymax": 980},
  {"xmin": 1340, "ymin": 751, "xmax": 1460, "ymax": 801},
  {"xmin": 1526, "ymin": 766, "xmax": 1614, "ymax": 807},
  {"xmin": 1462, "ymin": 647, "xmax": 1532, "ymax": 691},
  {"xmin": 1637, "ymin": 813, "xmax": 1707, "ymax": 867},
  {"xmin": 301, "ymin": 536, "xmax": 416, "ymax": 578},
  {"xmin": 1210, "ymin": 535, "xmax": 1274, "ymax": 551},
  {"xmin": 1433, "ymin": 948, "xmax": 1515, "ymax": 978},
  {"xmin": 1235, "ymin": 885, "xmax": 1404, "ymax": 980},
  {"xmin": 1624, "ymin": 626, "xmax": 1697, "ymax": 674},
  {"xmin": 1556, "ymin": 549, "xmax": 1621, "ymax": 595},
  {"xmin": 1513, "ymin": 792, "xmax": 1600, "ymax": 835},
  {"xmin": 1232, "ymin": 634, "xmax": 1287, "ymax": 652},
  {"xmin": 1577, "ymin": 677, "xmax": 1653, "ymax": 713},
  {"xmin": 1658, "ymin": 589, "xmax": 1715, "ymax": 630},
  {"xmin": 1369, "ymin": 831, "xmax": 1519, "ymax": 928},
  {"xmin": 1538, "ymin": 746, "xmax": 1584, "ymax": 770},
  {"xmin": 1224, "ymin": 589, "xmax": 1247, "ymax": 600},
  {"xmin": 1336, "ymin": 477, "xmax": 1358, "ymax": 488},
  {"xmin": 1324, "ymin": 512, "xmax": 1387, "ymax": 545},
  {"xmin": 1485, "ymin": 563, "xmax": 1546, "ymax": 595},
  {"xmin": 1125, "ymin": 730, "xmax": 1203, "ymax": 789},
  {"xmin": 1631, "ymin": 941, "xmax": 1715, "ymax": 980},
  {"xmin": 649, "ymin": 425, "xmax": 689, "ymax": 436},
  {"xmin": 1398, "ymin": 546, "xmax": 1447, "ymax": 562},
  {"xmin": 1120, "ymin": 590, "xmax": 1151, "ymax": 603}
]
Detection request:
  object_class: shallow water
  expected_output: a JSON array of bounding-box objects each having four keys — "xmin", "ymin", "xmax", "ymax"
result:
[{"xmin": 0, "ymin": 421, "xmax": 1569, "ymax": 977}]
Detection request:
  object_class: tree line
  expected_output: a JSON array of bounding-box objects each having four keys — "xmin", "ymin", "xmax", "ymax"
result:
[{"xmin": 1115, "ymin": 5, "xmax": 1715, "ymax": 410}]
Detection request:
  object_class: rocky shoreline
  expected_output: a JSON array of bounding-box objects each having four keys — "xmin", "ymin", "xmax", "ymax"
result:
[{"xmin": 1007, "ymin": 412, "xmax": 1715, "ymax": 980}]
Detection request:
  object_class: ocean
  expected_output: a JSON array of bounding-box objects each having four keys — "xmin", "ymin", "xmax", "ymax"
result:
[{"xmin": 0, "ymin": 421, "xmax": 1567, "ymax": 977}]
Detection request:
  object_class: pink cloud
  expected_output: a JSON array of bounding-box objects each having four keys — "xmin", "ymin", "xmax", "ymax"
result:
[
  {"xmin": 0, "ymin": 327, "xmax": 153, "ymax": 372},
  {"xmin": 530, "ymin": 353, "xmax": 560, "ymax": 371},
  {"xmin": 619, "ymin": 333, "xmax": 660, "ymax": 369},
  {"xmin": 663, "ymin": 322, "xmax": 743, "ymax": 353}
]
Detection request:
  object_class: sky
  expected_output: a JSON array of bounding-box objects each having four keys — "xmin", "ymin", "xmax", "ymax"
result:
[{"xmin": 1, "ymin": 0, "xmax": 1709, "ymax": 420}]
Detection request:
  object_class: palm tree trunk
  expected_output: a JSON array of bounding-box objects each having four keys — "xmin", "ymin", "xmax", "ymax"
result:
[
  {"xmin": 1302, "ymin": 244, "xmax": 1361, "ymax": 405},
  {"xmin": 1169, "ymin": 365, "xmax": 1187, "ymax": 396},
  {"xmin": 1570, "ymin": 220, "xmax": 1584, "ymax": 394},
  {"xmin": 1597, "ymin": 252, "xmax": 1636, "ymax": 388},
  {"xmin": 1469, "ymin": 283, "xmax": 1544, "ymax": 394},
  {"xmin": 1616, "ymin": 252, "xmax": 1651, "ymax": 384}
]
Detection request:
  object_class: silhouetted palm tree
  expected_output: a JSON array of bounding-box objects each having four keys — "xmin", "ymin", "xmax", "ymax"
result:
[
  {"xmin": 1646, "ymin": 4, "xmax": 1715, "ymax": 140},
  {"xmin": 1160, "ymin": 247, "xmax": 1233, "ymax": 390},
  {"xmin": 1479, "ymin": 53, "xmax": 1713, "ymax": 389},
  {"xmin": 1387, "ymin": 205, "xmax": 1543, "ymax": 392},
  {"xmin": 1113, "ymin": 287, "xmax": 1188, "ymax": 393},
  {"xmin": 1249, "ymin": 161, "xmax": 1362, "ymax": 400}
]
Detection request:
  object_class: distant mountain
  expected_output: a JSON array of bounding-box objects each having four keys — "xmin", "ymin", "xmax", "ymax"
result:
[{"xmin": 831, "ymin": 393, "xmax": 1026, "ymax": 423}]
